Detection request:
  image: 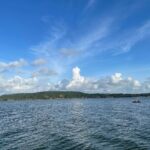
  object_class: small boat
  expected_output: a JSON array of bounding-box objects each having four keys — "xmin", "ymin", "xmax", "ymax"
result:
[{"xmin": 132, "ymin": 98, "xmax": 141, "ymax": 103}]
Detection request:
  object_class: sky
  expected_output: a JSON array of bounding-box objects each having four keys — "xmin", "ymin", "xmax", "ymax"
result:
[{"xmin": 0, "ymin": 0, "xmax": 150, "ymax": 94}]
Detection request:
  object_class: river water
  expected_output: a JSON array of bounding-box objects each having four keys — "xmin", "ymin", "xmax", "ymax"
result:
[{"xmin": 0, "ymin": 98, "xmax": 150, "ymax": 150}]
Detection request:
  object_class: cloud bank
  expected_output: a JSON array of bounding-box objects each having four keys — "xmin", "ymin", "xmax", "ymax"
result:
[{"xmin": 0, "ymin": 66, "xmax": 150, "ymax": 95}]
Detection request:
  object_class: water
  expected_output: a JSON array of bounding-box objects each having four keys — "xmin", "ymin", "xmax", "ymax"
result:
[{"xmin": 0, "ymin": 98, "xmax": 150, "ymax": 150}]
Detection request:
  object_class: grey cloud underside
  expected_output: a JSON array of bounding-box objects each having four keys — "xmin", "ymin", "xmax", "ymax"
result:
[
  {"xmin": 32, "ymin": 67, "xmax": 58, "ymax": 77},
  {"xmin": 32, "ymin": 58, "xmax": 47, "ymax": 66}
]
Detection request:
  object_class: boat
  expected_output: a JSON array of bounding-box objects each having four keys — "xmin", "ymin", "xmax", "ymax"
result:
[{"xmin": 132, "ymin": 98, "xmax": 141, "ymax": 103}]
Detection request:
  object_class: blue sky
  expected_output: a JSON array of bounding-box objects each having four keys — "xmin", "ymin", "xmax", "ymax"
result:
[{"xmin": 0, "ymin": 0, "xmax": 150, "ymax": 94}]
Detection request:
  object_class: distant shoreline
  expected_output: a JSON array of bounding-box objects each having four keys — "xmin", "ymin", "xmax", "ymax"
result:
[{"xmin": 0, "ymin": 91, "xmax": 149, "ymax": 100}]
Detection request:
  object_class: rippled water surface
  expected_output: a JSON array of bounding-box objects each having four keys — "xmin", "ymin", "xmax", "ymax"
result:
[{"xmin": 0, "ymin": 98, "xmax": 150, "ymax": 150}]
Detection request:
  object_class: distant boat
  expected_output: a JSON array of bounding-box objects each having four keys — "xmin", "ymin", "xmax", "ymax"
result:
[{"xmin": 132, "ymin": 98, "xmax": 141, "ymax": 103}]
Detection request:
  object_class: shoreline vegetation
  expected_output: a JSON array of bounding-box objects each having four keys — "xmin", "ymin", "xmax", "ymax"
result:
[{"xmin": 0, "ymin": 91, "xmax": 150, "ymax": 100}]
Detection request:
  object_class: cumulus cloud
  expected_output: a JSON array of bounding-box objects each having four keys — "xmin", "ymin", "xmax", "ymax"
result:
[
  {"xmin": 0, "ymin": 59, "xmax": 27, "ymax": 72},
  {"xmin": 0, "ymin": 75, "xmax": 55, "ymax": 94},
  {"xmin": 0, "ymin": 76, "xmax": 38, "ymax": 94},
  {"xmin": 0, "ymin": 66, "xmax": 149, "ymax": 95},
  {"xmin": 66, "ymin": 67, "xmax": 87, "ymax": 90},
  {"xmin": 65, "ymin": 67, "xmax": 142, "ymax": 93},
  {"xmin": 111, "ymin": 73, "xmax": 122, "ymax": 84}
]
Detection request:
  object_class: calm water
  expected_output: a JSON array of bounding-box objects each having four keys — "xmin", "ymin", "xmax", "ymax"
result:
[{"xmin": 0, "ymin": 98, "xmax": 150, "ymax": 150}]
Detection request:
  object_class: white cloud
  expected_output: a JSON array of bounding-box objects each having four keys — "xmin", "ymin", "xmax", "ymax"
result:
[
  {"xmin": 67, "ymin": 67, "xmax": 87, "ymax": 89},
  {"xmin": 78, "ymin": 18, "xmax": 114, "ymax": 52},
  {"xmin": 0, "ymin": 59, "xmax": 27, "ymax": 72},
  {"xmin": 114, "ymin": 20, "xmax": 150, "ymax": 54},
  {"xmin": 32, "ymin": 58, "xmax": 47, "ymax": 66},
  {"xmin": 65, "ymin": 67, "xmax": 142, "ymax": 93},
  {"xmin": 0, "ymin": 66, "xmax": 149, "ymax": 95},
  {"xmin": 32, "ymin": 67, "xmax": 58, "ymax": 77},
  {"xmin": 30, "ymin": 16, "xmax": 114, "ymax": 76},
  {"xmin": 31, "ymin": 22, "xmax": 66, "ymax": 57},
  {"xmin": 29, "ymin": 4, "xmax": 150, "ymax": 81},
  {"xmin": 30, "ymin": 22, "xmax": 67, "ymax": 76},
  {"xmin": 111, "ymin": 73, "xmax": 122, "ymax": 84},
  {"xmin": 0, "ymin": 75, "xmax": 38, "ymax": 94}
]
